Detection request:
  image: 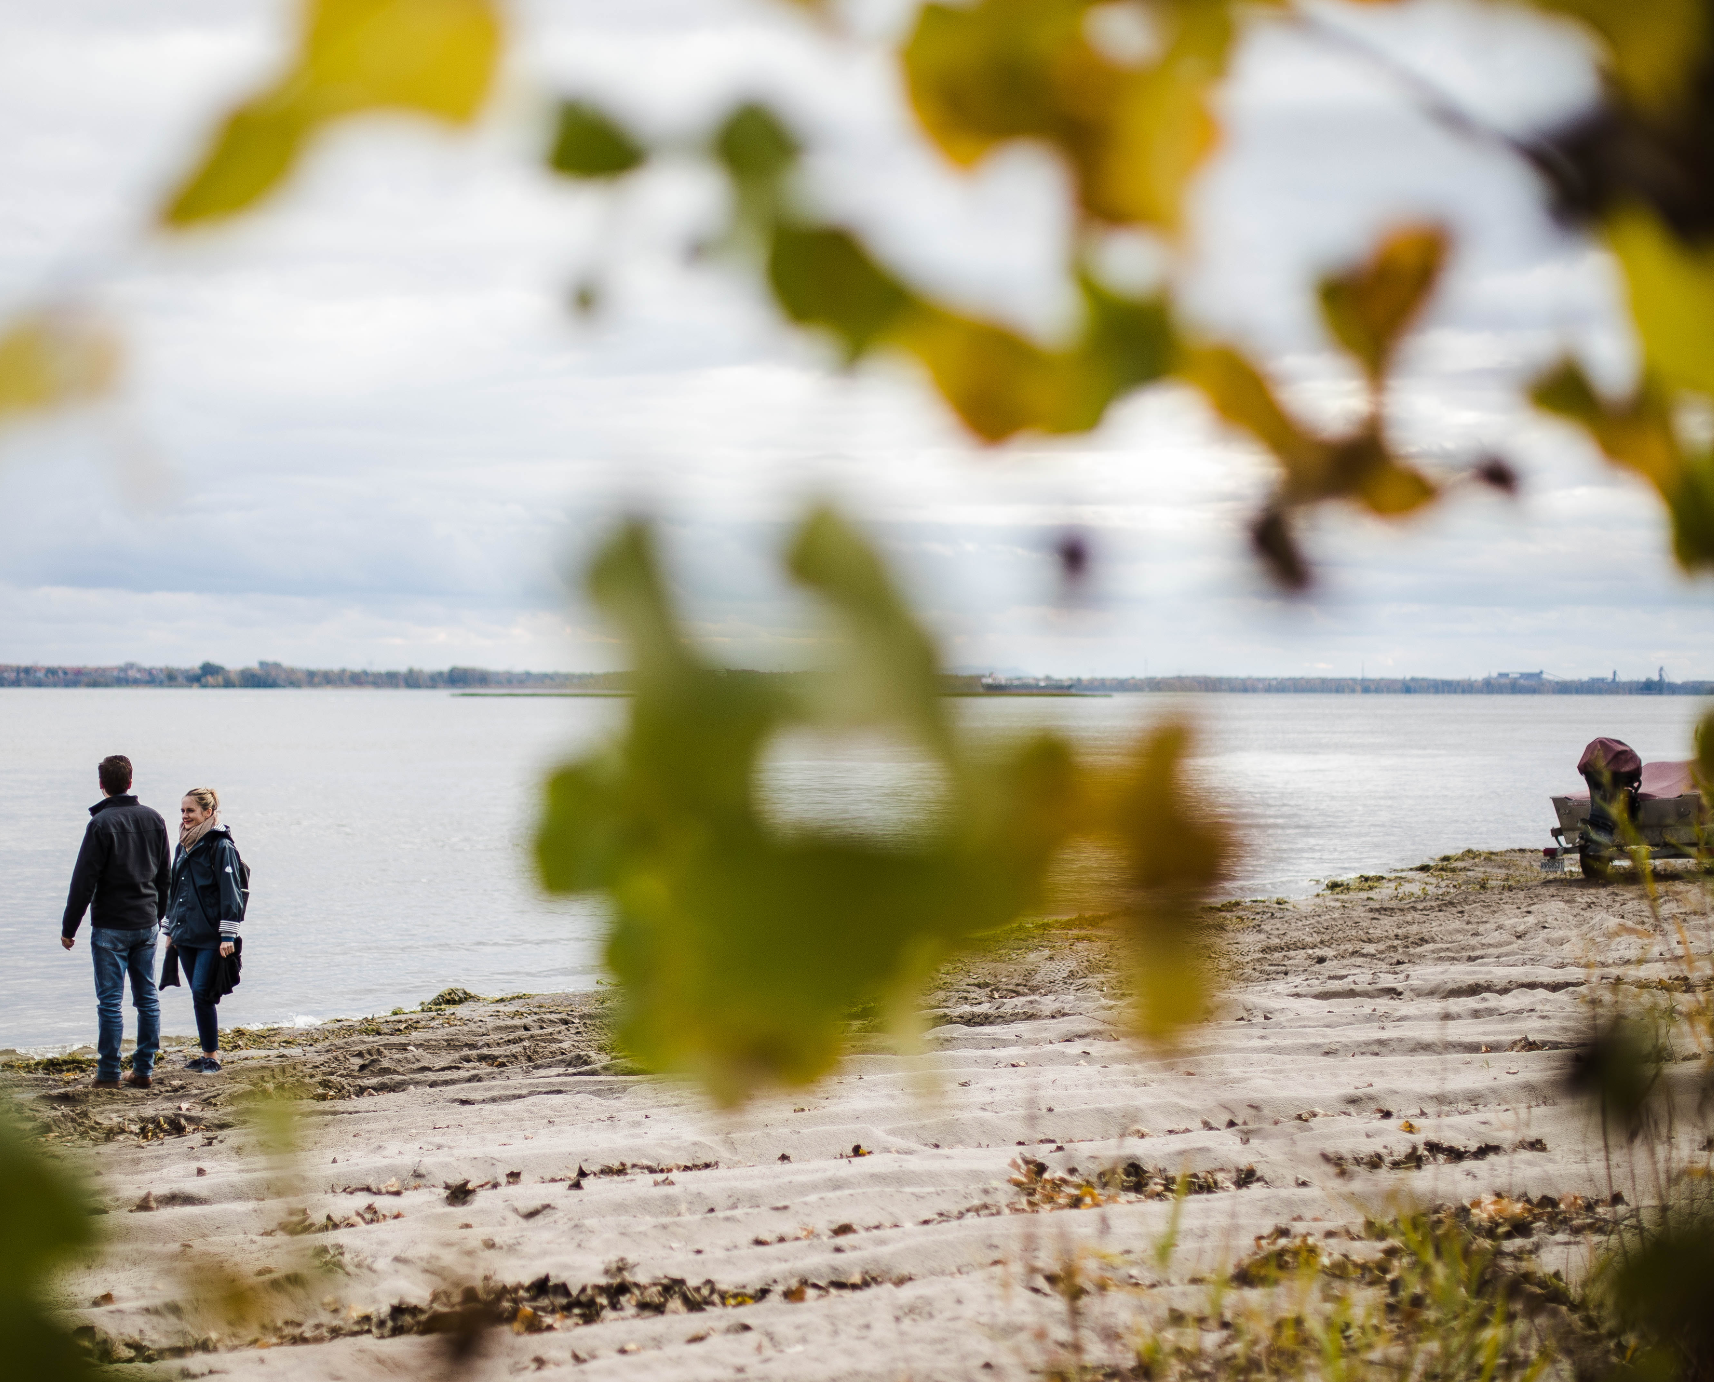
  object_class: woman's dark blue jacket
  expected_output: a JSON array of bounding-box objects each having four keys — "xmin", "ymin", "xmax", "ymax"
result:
[{"xmin": 166, "ymin": 827, "xmax": 245, "ymax": 948}]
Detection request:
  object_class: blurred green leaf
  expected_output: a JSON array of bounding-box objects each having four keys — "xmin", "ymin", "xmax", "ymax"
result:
[
  {"xmin": 1531, "ymin": 357, "xmax": 1714, "ymax": 570},
  {"xmin": 548, "ymin": 101, "xmax": 646, "ymax": 179},
  {"xmin": 896, "ymin": 283, "xmax": 1176, "ymax": 442},
  {"xmin": 712, "ymin": 102, "xmax": 802, "ymax": 247},
  {"xmin": 0, "ymin": 312, "xmax": 119, "ymax": 424},
  {"xmin": 164, "ymin": 0, "xmax": 501, "ymax": 224},
  {"xmin": 537, "ymin": 510, "xmax": 1081, "ymax": 1103},
  {"xmin": 1531, "ymin": 358, "xmax": 1679, "ymax": 480},
  {"xmin": 537, "ymin": 507, "xmax": 1226, "ymax": 1104},
  {"xmin": 164, "ymin": 102, "xmax": 311, "ymax": 228},
  {"xmin": 1317, "ymin": 223, "xmax": 1447, "ymax": 384},
  {"xmin": 1181, "ymin": 324, "xmax": 1435, "ymax": 587},
  {"xmin": 714, "ymin": 102, "xmax": 800, "ymax": 186},
  {"xmin": 768, "ymin": 226, "xmax": 915, "ymax": 362},
  {"xmin": 784, "ymin": 508, "xmax": 950, "ymax": 754},
  {"xmin": 1079, "ymin": 273, "xmax": 1178, "ymax": 398},
  {"xmin": 0, "ymin": 1102, "xmax": 98, "ymax": 1379}
]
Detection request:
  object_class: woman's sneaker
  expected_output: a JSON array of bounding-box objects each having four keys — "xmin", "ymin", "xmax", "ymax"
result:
[{"xmin": 185, "ymin": 1056, "xmax": 222, "ymax": 1073}]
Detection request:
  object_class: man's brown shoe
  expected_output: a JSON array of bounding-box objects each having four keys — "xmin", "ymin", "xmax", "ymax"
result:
[
  {"xmin": 123, "ymin": 1073, "xmax": 151, "ymax": 1089},
  {"xmin": 91, "ymin": 1079, "xmax": 120, "ymax": 1090}
]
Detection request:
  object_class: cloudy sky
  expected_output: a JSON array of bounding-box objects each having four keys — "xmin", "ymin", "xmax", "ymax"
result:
[{"xmin": 0, "ymin": 0, "xmax": 1708, "ymax": 679}]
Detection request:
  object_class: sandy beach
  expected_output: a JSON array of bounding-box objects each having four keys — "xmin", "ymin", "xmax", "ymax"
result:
[{"xmin": 9, "ymin": 848, "xmax": 1710, "ymax": 1380}]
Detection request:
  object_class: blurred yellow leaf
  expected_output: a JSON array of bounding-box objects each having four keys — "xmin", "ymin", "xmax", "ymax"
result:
[
  {"xmin": 1605, "ymin": 203, "xmax": 1714, "ymax": 398},
  {"xmin": 164, "ymin": 0, "xmax": 501, "ymax": 225},
  {"xmin": 0, "ymin": 311, "xmax": 120, "ymax": 425},
  {"xmin": 1317, "ymin": 224, "xmax": 1448, "ymax": 384},
  {"xmin": 548, "ymin": 101, "xmax": 645, "ymax": 179},
  {"xmin": 898, "ymin": 281, "xmax": 1176, "ymax": 441},
  {"xmin": 901, "ymin": 0, "xmax": 1233, "ymax": 231},
  {"xmin": 1526, "ymin": 0, "xmax": 1708, "ymax": 116},
  {"xmin": 1182, "ymin": 343, "xmax": 1323, "ymax": 475},
  {"xmin": 1531, "ymin": 358, "xmax": 1714, "ymax": 570},
  {"xmin": 1090, "ymin": 0, "xmax": 1231, "ymax": 229},
  {"xmin": 900, "ymin": 306, "xmax": 1093, "ymax": 440},
  {"xmin": 1087, "ymin": 722, "xmax": 1231, "ymax": 1039},
  {"xmin": 1183, "ymin": 345, "xmax": 1433, "ymax": 514}
]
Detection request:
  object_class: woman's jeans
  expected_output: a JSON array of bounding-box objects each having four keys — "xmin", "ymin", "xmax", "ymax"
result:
[
  {"xmin": 177, "ymin": 944, "xmax": 224, "ymax": 1054},
  {"xmin": 91, "ymin": 927, "xmax": 159, "ymax": 1083}
]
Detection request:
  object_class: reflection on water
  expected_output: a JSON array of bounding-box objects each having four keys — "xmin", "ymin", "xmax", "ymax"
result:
[{"xmin": 2, "ymin": 689, "xmax": 1707, "ymax": 1047}]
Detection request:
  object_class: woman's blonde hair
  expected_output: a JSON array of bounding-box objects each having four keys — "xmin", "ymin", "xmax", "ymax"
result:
[{"xmin": 183, "ymin": 787, "xmax": 220, "ymax": 814}]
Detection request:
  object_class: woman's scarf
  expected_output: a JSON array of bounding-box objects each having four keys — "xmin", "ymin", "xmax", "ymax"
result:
[{"xmin": 180, "ymin": 813, "xmax": 219, "ymax": 854}]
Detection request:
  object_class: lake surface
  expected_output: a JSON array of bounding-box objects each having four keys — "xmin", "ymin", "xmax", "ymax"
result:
[{"xmin": 3, "ymin": 689, "xmax": 1707, "ymax": 1049}]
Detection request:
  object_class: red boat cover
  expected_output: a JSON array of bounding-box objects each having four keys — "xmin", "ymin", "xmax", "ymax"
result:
[
  {"xmin": 1578, "ymin": 737, "xmax": 1642, "ymax": 777},
  {"xmin": 1564, "ymin": 757, "xmax": 1696, "ymax": 802},
  {"xmin": 1641, "ymin": 760, "xmax": 1696, "ymax": 798}
]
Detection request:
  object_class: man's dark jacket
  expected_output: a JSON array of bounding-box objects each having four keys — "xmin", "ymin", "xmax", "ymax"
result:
[{"xmin": 62, "ymin": 795, "xmax": 171, "ymax": 938}]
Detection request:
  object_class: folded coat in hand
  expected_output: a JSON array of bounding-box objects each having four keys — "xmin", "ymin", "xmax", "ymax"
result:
[{"xmin": 160, "ymin": 935, "xmax": 242, "ymax": 1005}]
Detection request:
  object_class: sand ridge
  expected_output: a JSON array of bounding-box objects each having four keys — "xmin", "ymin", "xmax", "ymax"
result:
[{"xmin": 10, "ymin": 849, "xmax": 1712, "ymax": 1379}]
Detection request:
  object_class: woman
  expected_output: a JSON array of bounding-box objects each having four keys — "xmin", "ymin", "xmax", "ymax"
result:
[{"xmin": 165, "ymin": 788, "xmax": 243, "ymax": 1072}]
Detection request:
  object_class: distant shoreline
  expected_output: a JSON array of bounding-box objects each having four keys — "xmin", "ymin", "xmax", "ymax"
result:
[
  {"xmin": 4, "ymin": 664, "xmax": 1711, "ymax": 696},
  {"xmin": 452, "ymin": 691, "xmax": 630, "ymax": 698}
]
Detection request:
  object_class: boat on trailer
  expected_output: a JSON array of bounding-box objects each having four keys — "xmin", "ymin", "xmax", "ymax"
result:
[{"xmin": 1544, "ymin": 737, "xmax": 1709, "ymax": 876}]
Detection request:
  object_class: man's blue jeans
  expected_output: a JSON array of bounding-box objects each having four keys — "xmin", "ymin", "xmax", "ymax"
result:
[{"xmin": 91, "ymin": 927, "xmax": 159, "ymax": 1082}]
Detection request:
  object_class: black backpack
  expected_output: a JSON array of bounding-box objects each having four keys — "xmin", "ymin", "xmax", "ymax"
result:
[
  {"xmin": 227, "ymin": 836, "xmax": 252, "ymax": 916},
  {"xmin": 191, "ymin": 832, "xmax": 250, "ymax": 923}
]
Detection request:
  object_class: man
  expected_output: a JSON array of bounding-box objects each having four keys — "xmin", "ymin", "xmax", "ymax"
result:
[{"xmin": 61, "ymin": 755, "xmax": 171, "ymax": 1090}]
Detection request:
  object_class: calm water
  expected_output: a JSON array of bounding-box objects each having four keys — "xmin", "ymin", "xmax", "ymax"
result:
[{"xmin": 2, "ymin": 689, "xmax": 1707, "ymax": 1048}]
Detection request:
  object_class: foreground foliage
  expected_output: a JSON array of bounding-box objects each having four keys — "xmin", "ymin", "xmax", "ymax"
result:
[
  {"xmin": 535, "ymin": 508, "xmax": 1229, "ymax": 1104},
  {"xmin": 1053, "ymin": 1208, "xmax": 1596, "ymax": 1382},
  {"xmin": 0, "ymin": 1106, "xmax": 97, "ymax": 1379}
]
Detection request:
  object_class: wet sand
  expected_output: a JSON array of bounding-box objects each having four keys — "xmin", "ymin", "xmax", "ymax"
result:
[{"xmin": 8, "ymin": 849, "xmax": 1711, "ymax": 1380}]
